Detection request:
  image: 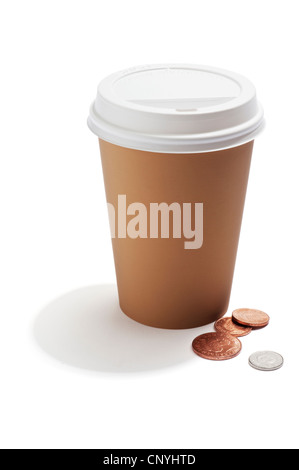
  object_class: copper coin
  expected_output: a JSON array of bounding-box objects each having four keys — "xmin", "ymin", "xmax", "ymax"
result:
[
  {"xmin": 192, "ymin": 332, "xmax": 242, "ymax": 361},
  {"xmin": 215, "ymin": 317, "xmax": 252, "ymax": 337},
  {"xmin": 232, "ymin": 308, "xmax": 270, "ymax": 328}
]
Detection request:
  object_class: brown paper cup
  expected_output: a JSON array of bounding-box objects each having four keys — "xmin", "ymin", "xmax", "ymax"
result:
[
  {"xmin": 99, "ymin": 139, "xmax": 253, "ymax": 329},
  {"xmin": 88, "ymin": 64, "xmax": 264, "ymax": 328}
]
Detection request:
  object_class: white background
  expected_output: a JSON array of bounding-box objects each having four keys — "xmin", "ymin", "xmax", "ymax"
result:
[{"xmin": 1, "ymin": 0, "xmax": 298, "ymax": 450}]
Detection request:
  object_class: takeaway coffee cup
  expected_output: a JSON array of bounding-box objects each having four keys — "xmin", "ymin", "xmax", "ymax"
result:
[{"xmin": 88, "ymin": 64, "xmax": 264, "ymax": 329}]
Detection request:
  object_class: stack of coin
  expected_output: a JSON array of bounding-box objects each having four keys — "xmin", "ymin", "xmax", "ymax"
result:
[
  {"xmin": 232, "ymin": 308, "xmax": 270, "ymax": 329},
  {"xmin": 192, "ymin": 308, "xmax": 283, "ymax": 370}
]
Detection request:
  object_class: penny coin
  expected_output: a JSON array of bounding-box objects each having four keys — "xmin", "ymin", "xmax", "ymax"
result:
[
  {"xmin": 192, "ymin": 332, "xmax": 242, "ymax": 361},
  {"xmin": 215, "ymin": 317, "xmax": 252, "ymax": 337},
  {"xmin": 249, "ymin": 351, "xmax": 284, "ymax": 371},
  {"xmin": 232, "ymin": 308, "xmax": 270, "ymax": 328}
]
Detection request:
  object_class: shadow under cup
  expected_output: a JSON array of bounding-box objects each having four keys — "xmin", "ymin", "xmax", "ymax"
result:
[{"xmin": 99, "ymin": 139, "xmax": 254, "ymax": 329}]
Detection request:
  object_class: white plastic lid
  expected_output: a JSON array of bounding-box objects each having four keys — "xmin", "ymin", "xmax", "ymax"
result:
[{"xmin": 87, "ymin": 64, "xmax": 264, "ymax": 153}]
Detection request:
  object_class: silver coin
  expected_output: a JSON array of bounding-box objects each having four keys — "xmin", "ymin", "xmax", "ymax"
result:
[{"xmin": 249, "ymin": 351, "xmax": 284, "ymax": 371}]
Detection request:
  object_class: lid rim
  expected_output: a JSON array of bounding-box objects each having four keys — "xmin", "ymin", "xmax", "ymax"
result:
[{"xmin": 87, "ymin": 114, "xmax": 265, "ymax": 154}]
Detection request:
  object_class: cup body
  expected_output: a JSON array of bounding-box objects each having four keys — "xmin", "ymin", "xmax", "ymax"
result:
[{"xmin": 99, "ymin": 139, "xmax": 254, "ymax": 329}]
